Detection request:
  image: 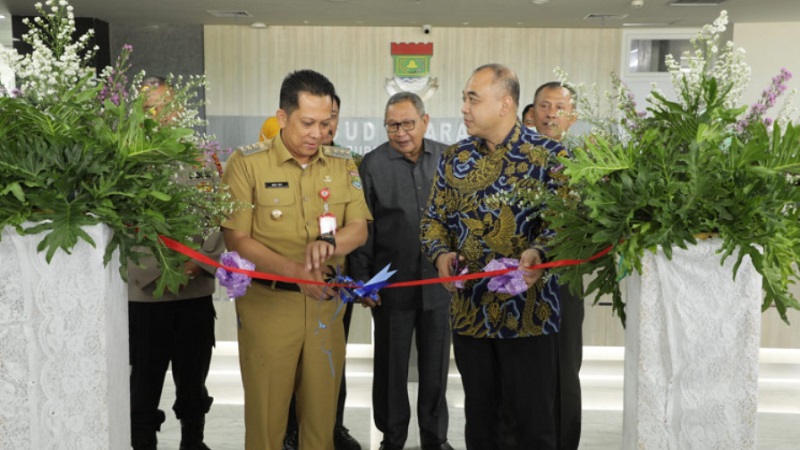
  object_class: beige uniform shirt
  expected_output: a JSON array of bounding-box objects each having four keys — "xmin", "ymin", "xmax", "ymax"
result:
[
  {"xmin": 127, "ymin": 231, "xmax": 225, "ymax": 302},
  {"xmin": 222, "ymin": 134, "xmax": 372, "ymax": 268}
]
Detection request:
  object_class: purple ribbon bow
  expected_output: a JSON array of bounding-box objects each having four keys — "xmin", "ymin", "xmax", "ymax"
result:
[
  {"xmin": 215, "ymin": 251, "xmax": 255, "ymax": 298},
  {"xmin": 485, "ymin": 258, "xmax": 528, "ymax": 296}
]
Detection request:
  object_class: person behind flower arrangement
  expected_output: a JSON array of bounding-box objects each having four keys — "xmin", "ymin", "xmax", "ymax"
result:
[
  {"xmin": 349, "ymin": 91, "xmax": 454, "ymax": 450},
  {"xmin": 221, "ymin": 69, "xmax": 371, "ymax": 450},
  {"xmin": 259, "ymin": 116, "xmax": 281, "ymax": 142},
  {"xmin": 420, "ymin": 64, "xmax": 568, "ymax": 450},
  {"xmin": 521, "ymin": 102, "xmax": 536, "ymax": 129},
  {"xmin": 128, "ymin": 75, "xmax": 222, "ymax": 450},
  {"xmin": 531, "ymin": 81, "xmax": 577, "ymax": 143},
  {"xmin": 530, "ymin": 80, "xmax": 584, "ymax": 450}
]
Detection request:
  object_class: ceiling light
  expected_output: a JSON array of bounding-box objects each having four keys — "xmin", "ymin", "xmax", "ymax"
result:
[
  {"xmin": 207, "ymin": 10, "xmax": 253, "ymax": 18},
  {"xmin": 670, "ymin": 0, "xmax": 726, "ymax": 5},
  {"xmin": 584, "ymin": 13, "xmax": 629, "ymax": 21},
  {"xmin": 532, "ymin": 0, "xmax": 550, "ymax": 4},
  {"xmin": 250, "ymin": 22, "xmax": 266, "ymax": 29},
  {"xmin": 623, "ymin": 22, "xmax": 672, "ymax": 27},
  {"xmin": 0, "ymin": 15, "xmax": 6, "ymax": 19}
]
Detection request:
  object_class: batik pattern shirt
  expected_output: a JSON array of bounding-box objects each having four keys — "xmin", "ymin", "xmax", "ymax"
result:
[{"xmin": 420, "ymin": 123, "xmax": 569, "ymax": 338}]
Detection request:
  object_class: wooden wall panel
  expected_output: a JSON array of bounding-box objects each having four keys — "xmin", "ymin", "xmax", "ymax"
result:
[{"xmin": 204, "ymin": 25, "xmax": 623, "ymax": 119}]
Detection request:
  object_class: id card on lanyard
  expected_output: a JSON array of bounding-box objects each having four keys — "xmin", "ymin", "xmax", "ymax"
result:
[{"xmin": 318, "ymin": 188, "xmax": 337, "ymax": 235}]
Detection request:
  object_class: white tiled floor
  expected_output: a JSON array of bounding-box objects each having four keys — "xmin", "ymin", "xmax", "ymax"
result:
[{"xmin": 155, "ymin": 343, "xmax": 800, "ymax": 450}]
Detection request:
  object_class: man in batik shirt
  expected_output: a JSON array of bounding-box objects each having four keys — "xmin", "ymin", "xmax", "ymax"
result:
[{"xmin": 421, "ymin": 64, "xmax": 569, "ymax": 450}]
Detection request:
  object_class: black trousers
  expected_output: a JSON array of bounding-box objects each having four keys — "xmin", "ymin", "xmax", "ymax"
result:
[
  {"xmin": 371, "ymin": 305, "xmax": 451, "ymax": 447},
  {"xmin": 556, "ymin": 284, "xmax": 585, "ymax": 450},
  {"xmin": 129, "ymin": 296, "xmax": 216, "ymax": 430},
  {"xmin": 452, "ymin": 332, "xmax": 557, "ymax": 450},
  {"xmin": 287, "ymin": 300, "xmax": 354, "ymax": 431}
]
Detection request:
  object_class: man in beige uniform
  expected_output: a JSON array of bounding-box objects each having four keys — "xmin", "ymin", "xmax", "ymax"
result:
[{"xmin": 222, "ymin": 69, "xmax": 371, "ymax": 450}]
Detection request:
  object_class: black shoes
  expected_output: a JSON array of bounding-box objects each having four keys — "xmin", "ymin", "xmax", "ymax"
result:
[
  {"xmin": 378, "ymin": 443, "xmax": 403, "ymax": 450},
  {"xmin": 334, "ymin": 425, "xmax": 361, "ymax": 450},
  {"xmin": 379, "ymin": 439, "xmax": 454, "ymax": 450},
  {"xmin": 131, "ymin": 427, "xmax": 158, "ymax": 450},
  {"xmin": 179, "ymin": 418, "xmax": 211, "ymax": 450},
  {"xmin": 282, "ymin": 427, "xmax": 299, "ymax": 450},
  {"xmin": 283, "ymin": 425, "xmax": 359, "ymax": 450},
  {"xmin": 422, "ymin": 442, "xmax": 454, "ymax": 450}
]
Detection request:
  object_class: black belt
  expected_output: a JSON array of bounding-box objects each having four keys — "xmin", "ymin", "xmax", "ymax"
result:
[{"xmin": 252, "ymin": 278, "xmax": 301, "ymax": 292}]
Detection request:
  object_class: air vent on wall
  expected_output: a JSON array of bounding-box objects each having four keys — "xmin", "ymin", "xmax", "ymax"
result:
[
  {"xmin": 670, "ymin": 0, "xmax": 726, "ymax": 6},
  {"xmin": 207, "ymin": 10, "xmax": 254, "ymax": 18},
  {"xmin": 584, "ymin": 13, "xmax": 629, "ymax": 21}
]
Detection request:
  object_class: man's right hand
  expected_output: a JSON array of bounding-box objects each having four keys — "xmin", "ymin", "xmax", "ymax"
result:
[
  {"xmin": 294, "ymin": 264, "xmax": 336, "ymax": 300},
  {"xmin": 435, "ymin": 252, "xmax": 463, "ymax": 293}
]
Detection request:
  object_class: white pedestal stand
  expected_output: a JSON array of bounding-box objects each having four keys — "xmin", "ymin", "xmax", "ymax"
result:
[
  {"xmin": 622, "ymin": 239, "xmax": 762, "ymax": 450},
  {"xmin": 0, "ymin": 224, "xmax": 130, "ymax": 449}
]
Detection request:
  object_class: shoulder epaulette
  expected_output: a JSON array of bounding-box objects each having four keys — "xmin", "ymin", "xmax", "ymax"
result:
[
  {"xmin": 237, "ymin": 140, "xmax": 271, "ymax": 156},
  {"xmin": 322, "ymin": 145, "xmax": 352, "ymax": 159}
]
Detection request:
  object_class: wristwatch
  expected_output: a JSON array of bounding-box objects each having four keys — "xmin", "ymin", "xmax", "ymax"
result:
[{"xmin": 315, "ymin": 234, "xmax": 336, "ymax": 250}]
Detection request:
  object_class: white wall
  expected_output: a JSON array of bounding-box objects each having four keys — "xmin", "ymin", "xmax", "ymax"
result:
[
  {"xmin": 203, "ymin": 25, "xmax": 622, "ymax": 151},
  {"xmin": 734, "ymin": 22, "xmax": 800, "ymax": 119},
  {"xmin": 204, "ymin": 25, "xmax": 622, "ymax": 117}
]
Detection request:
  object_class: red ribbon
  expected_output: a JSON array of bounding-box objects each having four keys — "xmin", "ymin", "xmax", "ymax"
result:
[{"xmin": 159, "ymin": 235, "xmax": 612, "ymax": 288}]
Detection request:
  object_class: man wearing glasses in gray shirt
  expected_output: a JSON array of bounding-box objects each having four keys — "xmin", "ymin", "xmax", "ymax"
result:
[{"xmin": 350, "ymin": 92, "xmax": 453, "ymax": 450}]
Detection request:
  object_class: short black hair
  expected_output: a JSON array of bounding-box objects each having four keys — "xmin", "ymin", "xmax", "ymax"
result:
[
  {"xmin": 333, "ymin": 94, "xmax": 341, "ymax": 109},
  {"xmin": 533, "ymin": 81, "xmax": 576, "ymax": 104},
  {"xmin": 279, "ymin": 70, "xmax": 336, "ymax": 115},
  {"xmin": 521, "ymin": 103, "xmax": 534, "ymax": 119}
]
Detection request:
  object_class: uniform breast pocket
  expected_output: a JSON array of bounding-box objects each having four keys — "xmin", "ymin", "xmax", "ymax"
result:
[
  {"xmin": 256, "ymin": 187, "xmax": 297, "ymax": 232},
  {"xmin": 327, "ymin": 183, "xmax": 353, "ymax": 227}
]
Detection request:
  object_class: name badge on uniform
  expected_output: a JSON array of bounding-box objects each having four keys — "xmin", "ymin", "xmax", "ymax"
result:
[
  {"xmin": 318, "ymin": 188, "xmax": 337, "ymax": 235},
  {"xmin": 265, "ymin": 181, "xmax": 289, "ymax": 188}
]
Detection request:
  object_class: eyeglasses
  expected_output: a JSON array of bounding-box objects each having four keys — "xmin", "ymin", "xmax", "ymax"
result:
[{"xmin": 384, "ymin": 120, "xmax": 416, "ymax": 134}]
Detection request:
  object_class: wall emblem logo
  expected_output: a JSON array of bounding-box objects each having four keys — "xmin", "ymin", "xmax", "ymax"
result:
[{"xmin": 385, "ymin": 42, "xmax": 438, "ymax": 101}]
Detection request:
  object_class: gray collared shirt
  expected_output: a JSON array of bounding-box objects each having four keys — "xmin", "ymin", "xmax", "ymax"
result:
[{"xmin": 349, "ymin": 138, "xmax": 450, "ymax": 310}]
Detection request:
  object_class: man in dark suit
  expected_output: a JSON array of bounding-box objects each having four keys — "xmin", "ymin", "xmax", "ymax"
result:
[{"xmin": 350, "ymin": 92, "xmax": 454, "ymax": 450}]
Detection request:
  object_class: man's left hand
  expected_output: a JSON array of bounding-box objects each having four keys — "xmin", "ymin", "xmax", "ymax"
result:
[
  {"xmin": 306, "ymin": 239, "xmax": 335, "ymax": 271},
  {"xmin": 519, "ymin": 248, "xmax": 545, "ymax": 288}
]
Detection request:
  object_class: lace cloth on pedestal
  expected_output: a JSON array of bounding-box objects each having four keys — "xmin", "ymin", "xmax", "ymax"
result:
[
  {"xmin": 623, "ymin": 239, "xmax": 762, "ymax": 450},
  {"xmin": 0, "ymin": 224, "xmax": 129, "ymax": 449}
]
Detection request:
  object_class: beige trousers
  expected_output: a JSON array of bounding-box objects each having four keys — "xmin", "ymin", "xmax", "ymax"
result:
[{"xmin": 236, "ymin": 284, "xmax": 345, "ymax": 450}]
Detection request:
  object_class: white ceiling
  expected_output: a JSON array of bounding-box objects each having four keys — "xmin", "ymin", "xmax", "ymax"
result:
[{"xmin": 1, "ymin": 0, "xmax": 799, "ymax": 30}]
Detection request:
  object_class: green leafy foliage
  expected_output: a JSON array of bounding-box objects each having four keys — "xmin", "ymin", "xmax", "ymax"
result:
[
  {"xmin": 545, "ymin": 73, "xmax": 800, "ymax": 325},
  {"xmin": 543, "ymin": 12, "xmax": 800, "ymax": 325},
  {"xmin": 0, "ymin": 1, "xmax": 238, "ymax": 297},
  {"xmin": 0, "ymin": 85, "xmax": 221, "ymax": 296}
]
